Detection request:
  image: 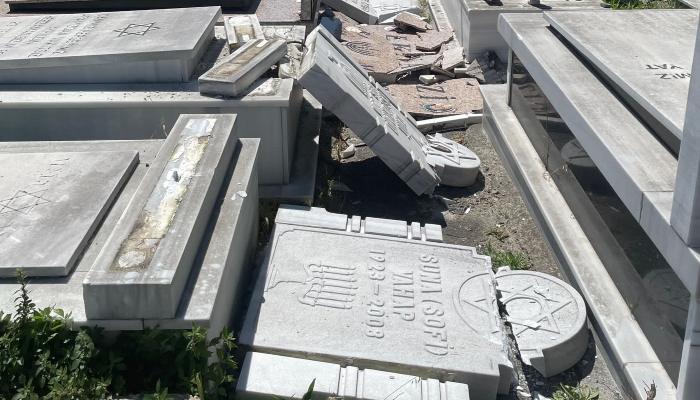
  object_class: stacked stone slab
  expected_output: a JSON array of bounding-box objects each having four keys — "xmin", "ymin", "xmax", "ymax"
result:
[
  {"xmin": 237, "ymin": 352, "xmax": 472, "ymax": 399},
  {"xmin": 0, "ymin": 119, "xmax": 260, "ymax": 333},
  {"xmin": 83, "ymin": 114, "xmax": 238, "ymax": 320},
  {"xmin": 240, "ymin": 205, "xmax": 514, "ymax": 400},
  {"xmin": 0, "ymin": 7, "xmax": 220, "ymax": 84}
]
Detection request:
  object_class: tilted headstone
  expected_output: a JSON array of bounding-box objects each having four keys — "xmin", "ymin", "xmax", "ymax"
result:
[
  {"xmin": 224, "ymin": 15, "xmax": 265, "ymax": 51},
  {"xmin": 0, "ymin": 151, "xmax": 138, "ymax": 278},
  {"xmin": 199, "ymin": 39, "xmax": 287, "ymax": 97},
  {"xmin": 237, "ymin": 352, "xmax": 472, "ymax": 399},
  {"xmin": 495, "ymin": 269, "xmax": 589, "ymax": 378},
  {"xmin": 299, "ymin": 26, "xmax": 441, "ymax": 195},
  {"xmin": 83, "ymin": 114, "xmax": 239, "ymax": 320},
  {"xmin": 240, "ymin": 206, "xmax": 514, "ymax": 400},
  {"xmin": 0, "ymin": 7, "xmax": 220, "ymax": 83}
]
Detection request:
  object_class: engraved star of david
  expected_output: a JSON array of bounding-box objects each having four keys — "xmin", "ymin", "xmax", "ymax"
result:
[
  {"xmin": 0, "ymin": 189, "xmax": 51, "ymax": 215},
  {"xmin": 114, "ymin": 23, "xmax": 160, "ymax": 37},
  {"xmin": 499, "ymin": 283, "xmax": 572, "ymax": 336}
]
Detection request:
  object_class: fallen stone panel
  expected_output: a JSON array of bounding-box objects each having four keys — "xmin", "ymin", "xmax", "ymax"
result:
[
  {"xmin": 299, "ymin": 26, "xmax": 440, "ymax": 195},
  {"xmin": 240, "ymin": 206, "xmax": 514, "ymax": 399},
  {"xmin": 373, "ymin": 0, "xmax": 422, "ymax": 23},
  {"xmin": 0, "ymin": 151, "xmax": 138, "ymax": 277},
  {"xmin": 83, "ymin": 114, "xmax": 239, "ymax": 320},
  {"xmin": 324, "ymin": 0, "xmax": 379, "ymax": 24},
  {"xmin": 387, "ymin": 78, "xmax": 483, "ymax": 117},
  {"xmin": 199, "ymin": 39, "xmax": 287, "ymax": 97},
  {"xmin": 394, "ymin": 11, "xmax": 429, "ymax": 31},
  {"xmin": 495, "ymin": 269, "xmax": 588, "ymax": 378},
  {"xmin": 224, "ymin": 15, "xmax": 264, "ymax": 51},
  {"xmin": 0, "ymin": 7, "xmax": 220, "ymax": 83},
  {"xmin": 237, "ymin": 352, "xmax": 472, "ymax": 399}
]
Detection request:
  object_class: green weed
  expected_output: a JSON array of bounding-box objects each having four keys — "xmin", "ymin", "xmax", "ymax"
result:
[
  {"xmin": 553, "ymin": 383, "xmax": 600, "ymax": 400},
  {"xmin": 484, "ymin": 242, "xmax": 530, "ymax": 270}
]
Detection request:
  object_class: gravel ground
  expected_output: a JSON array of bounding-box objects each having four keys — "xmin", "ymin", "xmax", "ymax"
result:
[{"xmin": 313, "ymin": 118, "xmax": 624, "ymax": 400}]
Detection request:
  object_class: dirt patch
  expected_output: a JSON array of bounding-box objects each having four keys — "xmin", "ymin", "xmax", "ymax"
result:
[{"xmin": 314, "ymin": 118, "xmax": 623, "ymax": 400}]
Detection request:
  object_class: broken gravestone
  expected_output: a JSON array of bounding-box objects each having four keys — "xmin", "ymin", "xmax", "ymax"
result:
[
  {"xmin": 386, "ymin": 78, "xmax": 483, "ymax": 117},
  {"xmin": 240, "ymin": 205, "xmax": 515, "ymax": 400},
  {"xmin": 495, "ymin": 268, "xmax": 589, "ymax": 377},
  {"xmin": 224, "ymin": 15, "xmax": 265, "ymax": 51}
]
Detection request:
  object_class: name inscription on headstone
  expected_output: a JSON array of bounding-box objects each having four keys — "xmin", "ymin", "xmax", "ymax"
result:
[{"xmin": 645, "ymin": 63, "xmax": 690, "ymax": 80}]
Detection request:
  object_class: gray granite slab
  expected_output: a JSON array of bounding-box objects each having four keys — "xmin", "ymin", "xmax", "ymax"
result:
[
  {"xmin": 544, "ymin": 10, "xmax": 698, "ymax": 141},
  {"xmin": 83, "ymin": 114, "xmax": 239, "ymax": 320},
  {"xmin": 237, "ymin": 352, "xmax": 472, "ymax": 399},
  {"xmin": 0, "ymin": 7, "xmax": 220, "ymax": 83},
  {"xmin": 224, "ymin": 15, "xmax": 264, "ymax": 51},
  {"xmin": 0, "ymin": 151, "xmax": 137, "ymax": 277},
  {"xmin": 299, "ymin": 26, "xmax": 441, "ymax": 195},
  {"xmin": 199, "ymin": 39, "xmax": 286, "ymax": 97},
  {"xmin": 240, "ymin": 206, "xmax": 513, "ymax": 400}
]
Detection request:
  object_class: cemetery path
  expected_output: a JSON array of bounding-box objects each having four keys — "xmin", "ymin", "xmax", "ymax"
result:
[{"xmin": 316, "ymin": 120, "xmax": 622, "ymax": 400}]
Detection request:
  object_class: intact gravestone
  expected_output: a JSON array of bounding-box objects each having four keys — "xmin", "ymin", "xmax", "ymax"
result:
[{"xmin": 0, "ymin": 7, "xmax": 220, "ymax": 83}]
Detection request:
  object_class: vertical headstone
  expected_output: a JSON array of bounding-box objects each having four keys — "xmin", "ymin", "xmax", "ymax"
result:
[
  {"xmin": 0, "ymin": 151, "xmax": 138, "ymax": 277},
  {"xmin": 0, "ymin": 7, "xmax": 221, "ymax": 83},
  {"xmin": 83, "ymin": 114, "xmax": 239, "ymax": 320}
]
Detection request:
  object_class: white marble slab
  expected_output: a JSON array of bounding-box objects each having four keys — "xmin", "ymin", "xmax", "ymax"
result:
[
  {"xmin": 0, "ymin": 7, "xmax": 220, "ymax": 83},
  {"xmin": 224, "ymin": 15, "xmax": 264, "ymax": 51}
]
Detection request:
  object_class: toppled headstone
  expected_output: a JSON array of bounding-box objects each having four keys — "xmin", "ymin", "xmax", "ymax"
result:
[
  {"xmin": 441, "ymin": 46, "xmax": 466, "ymax": 70},
  {"xmin": 495, "ymin": 269, "xmax": 589, "ymax": 377},
  {"xmin": 237, "ymin": 352, "xmax": 472, "ymax": 399},
  {"xmin": 340, "ymin": 31, "xmax": 401, "ymax": 81},
  {"xmin": 224, "ymin": 15, "xmax": 265, "ymax": 51},
  {"xmin": 240, "ymin": 206, "xmax": 514, "ymax": 399},
  {"xmin": 299, "ymin": 26, "xmax": 439, "ymax": 194},
  {"xmin": 83, "ymin": 115, "xmax": 239, "ymax": 320},
  {"xmin": 262, "ymin": 26, "xmax": 307, "ymax": 79},
  {"xmin": 0, "ymin": 151, "xmax": 138, "ymax": 277},
  {"xmin": 394, "ymin": 11, "xmax": 430, "ymax": 32},
  {"xmin": 0, "ymin": 7, "xmax": 220, "ymax": 84},
  {"xmin": 198, "ymin": 39, "xmax": 287, "ymax": 97},
  {"xmin": 424, "ymin": 133, "xmax": 481, "ymax": 187},
  {"xmin": 386, "ymin": 78, "xmax": 483, "ymax": 117},
  {"xmin": 324, "ymin": 0, "xmax": 379, "ymax": 24}
]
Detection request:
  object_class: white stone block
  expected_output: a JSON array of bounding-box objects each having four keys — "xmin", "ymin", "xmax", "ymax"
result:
[
  {"xmin": 324, "ymin": 0, "xmax": 379, "ymax": 24},
  {"xmin": 424, "ymin": 133, "xmax": 480, "ymax": 187},
  {"xmin": 0, "ymin": 7, "xmax": 220, "ymax": 83},
  {"xmin": 224, "ymin": 15, "xmax": 265, "ymax": 51},
  {"xmin": 236, "ymin": 352, "xmax": 471, "ymax": 399}
]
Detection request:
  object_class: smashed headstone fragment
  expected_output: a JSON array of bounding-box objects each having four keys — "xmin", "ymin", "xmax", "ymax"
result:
[
  {"xmin": 389, "ymin": 52, "xmax": 441, "ymax": 75},
  {"xmin": 393, "ymin": 11, "xmax": 429, "ymax": 32},
  {"xmin": 240, "ymin": 205, "xmax": 514, "ymax": 399},
  {"xmin": 340, "ymin": 30, "xmax": 401, "ymax": 82},
  {"xmin": 262, "ymin": 26, "xmax": 307, "ymax": 79},
  {"xmin": 441, "ymin": 46, "xmax": 466, "ymax": 70},
  {"xmin": 417, "ymin": 29, "xmax": 454, "ymax": 51},
  {"xmin": 199, "ymin": 39, "xmax": 287, "ymax": 97},
  {"xmin": 299, "ymin": 26, "xmax": 440, "ymax": 194},
  {"xmin": 424, "ymin": 133, "xmax": 481, "ymax": 187},
  {"xmin": 324, "ymin": 0, "xmax": 379, "ymax": 24},
  {"xmin": 495, "ymin": 269, "xmax": 589, "ymax": 377},
  {"xmin": 224, "ymin": 15, "xmax": 265, "ymax": 51},
  {"xmin": 237, "ymin": 352, "xmax": 472, "ymax": 399},
  {"xmin": 0, "ymin": 151, "xmax": 138, "ymax": 277},
  {"xmin": 83, "ymin": 115, "xmax": 239, "ymax": 320},
  {"xmin": 0, "ymin": 7, "xmax": 220, "ymax": 84},
  {"xmin": 374, "ymin": 0, "xmax": 422, "ymax": 23},
  {"xmin": 386, "ymin": 78, "xmax": 483, "ymax": 117}
]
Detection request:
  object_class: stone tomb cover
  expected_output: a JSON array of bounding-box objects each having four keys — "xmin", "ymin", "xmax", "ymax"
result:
[
  {"xmin": 299, "ymin": 26, "xmax": 440, "ymax": 195},
  {"xmin": 240, "ymin": 209, "xmax": 514, "ymax": 399},
  {"xmin": 0, "ymin": 6, "xmax": 220, "ymax": 84},
  {"xmin": 0, "ymin": 151, "xmax": 138, "ymax": 277}
]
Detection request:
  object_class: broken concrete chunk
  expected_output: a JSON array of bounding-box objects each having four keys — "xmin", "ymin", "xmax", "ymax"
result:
[
  {"xmin": 495, "ymin": 269, "xmax": 589, "ymax": 378},
  {"xmin": 199, "ymin": 39, "xmax": 287, "ymax": 97},
  {"xmin": 278, "ymin": 46, "xmax": 303, "ymax": 79},
  {"xmin": 442, "ymin": 46, "xmax": 466, "ymax": 70},
  {"xmin": 386, "ymin": 78, "xmax": 483, "ymax": 118},
  {"xmin": 237, "ymin": 352, "xmax": 472, "ymax": 399},
  {"xmin": 393, "ymin": 11, "xmax": 430, "ymax": 32},
  {"xmin": 298, "ymin": 26, "xmax": 440, "ymax": 195},
  {"xmin": 240, "ymin": 205, "xmax": 514, "ymax": 399},
  {"xmin": 224, "ymin": 15, "xmax": 265, "ymax": 51},
  {"xmin": 262, "ymin": 25, "xmax": 306, "ymax": 50},
  {"xmin": 424, "ymin": 133, "xmax": 481, "ymax": 187}
]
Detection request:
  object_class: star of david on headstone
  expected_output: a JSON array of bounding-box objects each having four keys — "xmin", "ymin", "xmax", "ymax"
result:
[
  {"xmin": 0, "ymin": 189, "xmax": 51, "ymax": 215},
  {"xmin": 499, "ymin": 283, "xmax": 572, "ymax": 336},
  {"xmin": 424, "ymin": 138, "xmax": 478, "ymax": 164},
  {"xmin": 114, "ymin": 23, "xmax": 160, "ymax": 37}
]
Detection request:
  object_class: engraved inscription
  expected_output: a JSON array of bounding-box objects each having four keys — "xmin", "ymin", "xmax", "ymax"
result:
[
  {"xmin": 114, "ymin": 22, "xmax": 160, "ymax": 37},
  {"xmin": 645, "ymin": 63, "xmax": 690, "ymax": 79},
  {"xmin": 365, "ymin": 250, "xmax": 387, "ymax": 338},
  {"xmin": 499, "ymin": 280, "xmax": 572, "ymax": 337},
  {"xmin": 0, "ymin": 189, "xmax": 51, "ymax": 215},
  {"xmin": 299, "ymin": 262, "xmax": 358, "ymax": 309}
]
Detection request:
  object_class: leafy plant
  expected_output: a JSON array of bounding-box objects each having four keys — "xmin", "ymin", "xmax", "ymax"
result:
[
  {"xmin": 553, "ymin": 383, "xmax": 600, "ymax": 400},
  {"xmin": 484, "ymin": 242, "xmax": 530, "ymax": 270}
]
